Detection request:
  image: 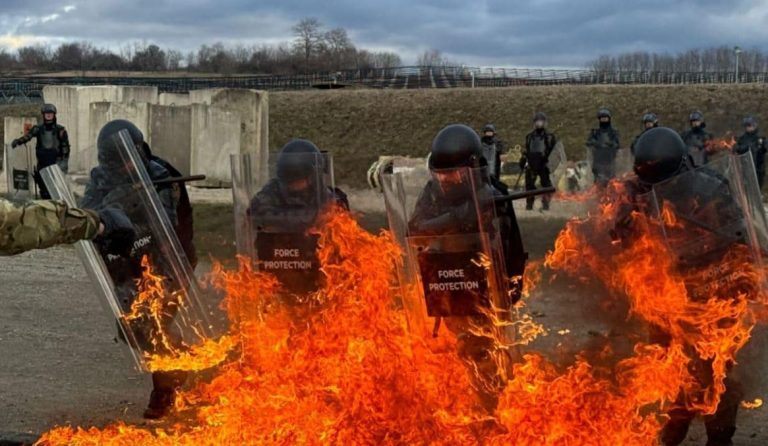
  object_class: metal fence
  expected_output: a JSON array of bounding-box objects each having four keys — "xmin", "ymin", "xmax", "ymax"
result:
[{"xmin": 2, "ymin": 66, "xmax": 767, "ymax": 103}]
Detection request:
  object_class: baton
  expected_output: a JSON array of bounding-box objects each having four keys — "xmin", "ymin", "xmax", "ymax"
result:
[{"xmin": 152, "ymin": 174, "xmax": 207, "ymax": 185}]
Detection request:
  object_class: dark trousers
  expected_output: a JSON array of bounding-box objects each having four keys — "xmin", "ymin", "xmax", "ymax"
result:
[
  {"xmin": 525, "ymin": 167, "xmax": 552, "ymax": 207},
  {"xmin": 651, "ymin": 327, "xmax": 742, "ymax": 446},
  {"xmin": 661, "ymin": 377, "xmax": 742, "ymax": 445}
]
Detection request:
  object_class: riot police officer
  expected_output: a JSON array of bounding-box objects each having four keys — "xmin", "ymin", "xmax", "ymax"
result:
[
  {"xmin": 628, "ymin": 128, "xmax": 744, "ymax": 446},
  {"xmin": 734, "ymin": 116, "xmax": 767, "ymax": 188},
  {"xmin": 630, "ymin": 112, "xmax": 659, "ymax": 156},
  {"xmin": 11, "ymin": 103, "xmax": 70, "ymax": 199},
  {"xmin": 248, "ymin": 139, "xmax": 348, "ymax": 299},
  {"xmin": 586, "ymin": 108, "xmax": 621, "ymax": 186},
  {"xmin": 479, "ymin": 123, "xmax": 505, "ymax": 184},
  {"xmin": 680, "ymin": 111, "xmax": 713, "ymax": 167},
  {"xmin": 408, "ymin": 124, "xmax": 527, "ymax": 410},
  {"xmin": 80, "ymin": 119, "xmax": 186, "ymax": 420},
  {"xmin": 521, "ymin": 112, "xmax": 557, "ymax": 210}
]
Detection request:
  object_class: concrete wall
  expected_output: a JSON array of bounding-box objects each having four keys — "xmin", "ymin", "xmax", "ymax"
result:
[
  {"xmin": 3, "ymin": 117, "xmax": 39, "ymax": 198},
  {"xmin": 188, "ymin": 89, "xmax": 269, "ymax": 181},
  {"xmin": 190, "ymin": 103, "xmax": 241, "ymax": 187},
  {"xmin": 37, "ymin": 86, "xmax": 267, "ymax": 188},
  {"xmin": 82, "ymin": 101, "xmax": 152, "ymax": 172},
  {"xmin": 119, "ymin": 86, "xmax": 158, "ymax": 104},
  {"xmin": 148, "ymin": 104, "xmax": 192, "ymax": 176},
  {"xmin": 158, "ymin": 93, "xmax": 190, "ymax": 107},
  {"xmin": 42, "ymin": 85, "xmax": 159, "ymax": 173}
]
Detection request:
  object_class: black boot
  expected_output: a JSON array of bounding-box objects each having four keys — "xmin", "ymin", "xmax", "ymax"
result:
[
  {"xmin": 143, "ymin": 371, "xmax": 187, "ymax": 419},
  {"xmin": 143, "ymin": 388, "xmax": 175, "ymax": 419}
]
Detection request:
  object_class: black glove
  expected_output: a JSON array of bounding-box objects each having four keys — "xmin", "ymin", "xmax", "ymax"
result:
[
  {"xmin": 518, "ymin": 157, "xmax": 527, "ymax": 170},
  {"xmin": 97, "ymin": 208, "xmax": 136, "ymax": 256},
  {"xmin": 11, "ymin": 139, "xmax": 20, "ymax": 148}
]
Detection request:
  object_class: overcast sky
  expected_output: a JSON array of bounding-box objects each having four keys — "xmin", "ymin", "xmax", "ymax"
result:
[{"xmin": 1, "ymin": 0, "xmax": 767, "ymax": 67}]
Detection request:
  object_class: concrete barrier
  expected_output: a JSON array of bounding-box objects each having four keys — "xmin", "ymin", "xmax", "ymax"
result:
[
  {"xmin": 3, "ymin": 117, "xmax": 39, "ymax": 198},
  {"xmin": 191, "ymin": 103, "xmax": 241, "ymax": 187},
  {"xmin": 149, "ymin": 104, "xmax": 192, "ymax": 175},
  {"xmin": 82, "ymin": 101, "xmax": 152, "ymax": 172},
  {"xmin": 119, "ymin": 86, "xmax": 158, "ymax": 104},
  {"xmin": 188, "ymin": 89, "xmax": 269, "ymax": 181},
  {"xmin": 158, "ymin": 93, "xmax": 191, "ymax": 107},
  {"xmin": 42, "ymin": 85, "xmax": 159, "ymax": 173}
]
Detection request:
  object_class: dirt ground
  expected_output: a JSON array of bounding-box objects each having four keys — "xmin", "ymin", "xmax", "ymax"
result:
[{"xmin": 1, "ymin": 190, "xmax": 767, "ymax": 445}]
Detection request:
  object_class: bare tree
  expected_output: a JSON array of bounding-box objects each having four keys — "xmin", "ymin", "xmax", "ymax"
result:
[
  {"xmin": 17, "ymin": 45, "xmax": 51, "ymax": 71},
  {"xmin": 167, "ymin": 49, "xmax": 183, "ymax": 70},
  {"xmin": 292, "ymin": 17, "xmax": 323, "ymax": 72},
  {"xmin": 322, "ymin": 27, "xmax": 355, "ymax": 70},
  {"xmin": 417, "ymin": 49, "xmax": 444, "ymax": 67},
  {"xmin": 132, "ymin": 44, "xmax": 167, "ymax": 71}
]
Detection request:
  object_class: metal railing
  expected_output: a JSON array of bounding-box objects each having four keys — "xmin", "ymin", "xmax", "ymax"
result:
[{"xmin": 2, "ymin": 66, "xmax": 767, "ymax": 103}]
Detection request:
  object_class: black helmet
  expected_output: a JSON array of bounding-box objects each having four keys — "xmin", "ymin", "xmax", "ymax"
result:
[
  {"xmin": 41, "ymin": 103, "xmax": 57, "ymax": 114},
  {"xmin": 642, "ymin": 112, "xmax": 658, "ymax": 125},
  {"xmin": 743, "ymin": 116, "xmax": 758, "ymax": 129},
  {"xmin": 429, "ymin": 124, "xmax": 484, "ymax": 170},
  {"xmin": 633, "ymin": 127, "xmax": 687, "ymax": 184},
  {"xmin": 96, "ymin": 119, "xmax": 145, "ymax": 170},
  {"xmin": 482, "ymin": 123, "xmax": 496, "ymax": 134},
  {"xmin": 689, "ymin": 111, "xmax": 704, "ymax": 122},
  {"xmin": 533, "ymin": 112, "xmax": 547, "ymax": 122},
  {"xmin": 276, "ymin": 139, "xmax": 321, "ymax": 183},
  {"xmin": 597, "ymin": 108, "xmax": 611, "ymax": 119}
]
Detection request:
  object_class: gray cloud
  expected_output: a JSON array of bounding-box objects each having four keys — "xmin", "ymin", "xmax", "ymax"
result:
[{"xmin": 1, "ymin": 0, "xmax": 767, "ymax": 67}]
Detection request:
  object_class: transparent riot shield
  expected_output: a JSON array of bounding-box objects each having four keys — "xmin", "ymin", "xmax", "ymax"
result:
[
  {"xmin": 382, "ymin": 164, "xmax": 513, "ymax": 409},
  {"xmin": 645, "ymin": 152, "xmax": 768, "ymax": 412},
  {"xmin": 548, "ymin": 140, "xmax": 567, "ymax": 190},
  {"xmin": 648, "ymin": 153, "xmax": 768, "ymax": 300},
  {"xmin": 230, "ymin": 153, "xmax": 260, "ymax": 258},
  {"xmin": 382, "ymin": 163, "xmax": 512, "ymax": 330},
  {"xmin": 41, "ymin": 129, "xmax": 215, "ymax": 372},
  {"xmin": 233, "ymin": 151, "xmax": 334, "ymax": 292}
]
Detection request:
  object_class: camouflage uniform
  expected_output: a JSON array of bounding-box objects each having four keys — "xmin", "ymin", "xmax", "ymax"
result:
[{"xmin": 0, "ymin": 198, "xmax": 99, "ymax": 256}]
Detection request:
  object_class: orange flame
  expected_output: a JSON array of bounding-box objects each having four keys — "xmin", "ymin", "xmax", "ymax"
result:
[
  {"xmin": 706, "ymin": 134, "xmax": 737, "ymax": 154},
  {"xmin": 35, "ymin": 196, "xmax": 767, "ymax": 445}
]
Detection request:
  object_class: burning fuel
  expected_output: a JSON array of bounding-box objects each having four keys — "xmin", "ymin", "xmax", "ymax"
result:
[{"xmin": 36, "ymin": 194, "xmax": 767, "ymax": 445}]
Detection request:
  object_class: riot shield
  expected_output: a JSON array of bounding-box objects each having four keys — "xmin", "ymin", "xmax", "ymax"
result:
[
  {"xmin": 382, "ymin": 165, "xmax": 512, "ymax": 337},
  {"xmin": 647, "ymin": 153, "xmax": 768, "ymax": 301},
  {"xmin": 5, "ymin": 142, "xmax": 36, "ymax": 199},
  {"xmin": 230, "ymin": 153, "xmax": 259, "ymax": 258},
  {"xmin": 41, "ymin": 129, "xmax": 214, "ymax": 372},
  {"xmin": 548, "ymin": 140, "xmax": 567, "ymax": 190},
  {"xmin": 382, "ymin": 164, "xmax": 514, "ymax": 409},
  {"xmin": 644, "ymin": 152, "xmax": 768, "ymax": 414},
  {"xmin": 233, "ymin": 150, "xmax": 335, "ymax": 294}
]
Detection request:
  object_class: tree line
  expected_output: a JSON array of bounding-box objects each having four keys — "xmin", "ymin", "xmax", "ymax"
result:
[
  {"xmin": 588, "ymin": 46, "xmax": 768, "ymax": 72},
  {"xmin": 0, "ymin": 18, "xmax": 403, "ymax": 75}
]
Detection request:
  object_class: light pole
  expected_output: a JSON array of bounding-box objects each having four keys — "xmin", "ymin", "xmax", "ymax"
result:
[{"xmin": 734, "ymin": 46, "xmax": 742, "ymax": 83}]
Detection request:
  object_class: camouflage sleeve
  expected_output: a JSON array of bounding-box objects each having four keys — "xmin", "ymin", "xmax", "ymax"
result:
[
  {"xmin": 14, "ymin": 125, "xmax": 40, "ymax": 145},
  {"xmin": 0, "ymin": 198, "xmax": 100, "ymax": 256}
]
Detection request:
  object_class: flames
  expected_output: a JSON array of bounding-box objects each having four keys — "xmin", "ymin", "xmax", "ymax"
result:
[
  {"xmin": 35, "ymin": 182, "xmax": 767, "ymax": 445},
  {"xmin": 706, "ymin": 135, "xmax": 737, "ymax": 155}
]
